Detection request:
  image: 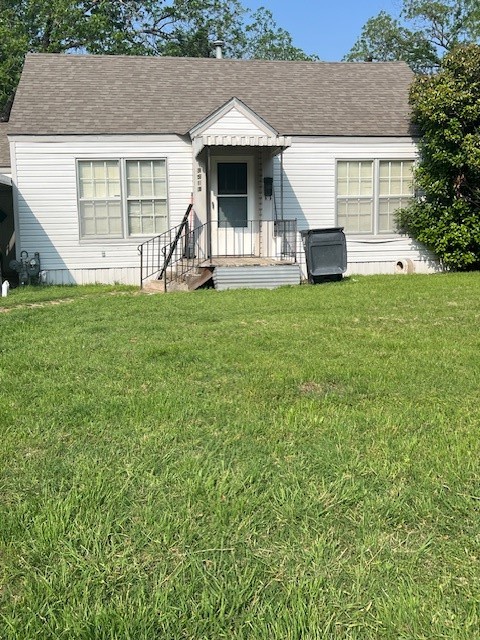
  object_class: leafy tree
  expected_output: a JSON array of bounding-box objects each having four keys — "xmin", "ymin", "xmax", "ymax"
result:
[
  {"xmin": 345, "ymin": 0, "xmax": 480, "ymax": 72},
  {"xmin": 0, "ymin": 0, "xmax": 316, "ymax": 119},
  {"xmin": 0, "ymin": 0, "xmax": 152, "ymax": 117},
  {"xmin": 143, "ymin": 0, "xmax": 248, "ymax": 58},
  {"xmin": 396, "ymin": 44, "xmax": 480, "ymax": 270},
  {"xmin": 242, "ymin": 8, "xmax": 318, "ymax": 61}
]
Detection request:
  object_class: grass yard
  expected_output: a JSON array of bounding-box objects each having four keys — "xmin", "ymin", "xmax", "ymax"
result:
[{"xmin": 0, "ymin": 274, "xmax": 479, "ymax": 639}]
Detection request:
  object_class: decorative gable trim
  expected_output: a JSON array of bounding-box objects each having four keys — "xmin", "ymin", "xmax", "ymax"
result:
[
  {"xmin": 189, "ymin": 97, "xmax": 279, "ymax": 139},
  {"xmin": 189, "ymin": 97, "xmax": 291, "ymax": 156}
]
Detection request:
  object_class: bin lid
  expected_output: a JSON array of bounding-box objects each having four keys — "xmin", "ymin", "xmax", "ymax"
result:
[{"xmin": 300, "ymin": 227, "xmax": 344, "ymax": 237}]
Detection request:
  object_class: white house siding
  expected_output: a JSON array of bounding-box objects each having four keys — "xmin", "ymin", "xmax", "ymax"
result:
[
  {"xmin": 201, "ymin": 107, "xmax": 269, "ymax": 137},
  {"xmin": 11, "ymin": 135, "xmax": 193, "ymax": 285},
  {"xmin": 274, "ymin": 136, "xmax": 438, "ymax": 276}
]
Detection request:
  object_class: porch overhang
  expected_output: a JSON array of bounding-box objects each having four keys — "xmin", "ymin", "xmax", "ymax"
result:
[{"xmin": 192, "ymin": 134, "xmax": 291, "ymax": 157}]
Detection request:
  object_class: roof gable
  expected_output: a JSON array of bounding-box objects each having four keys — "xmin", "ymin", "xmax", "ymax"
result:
[{"xmin": 189, "ymin": 97, "xmax": 278, "ymax": 138}]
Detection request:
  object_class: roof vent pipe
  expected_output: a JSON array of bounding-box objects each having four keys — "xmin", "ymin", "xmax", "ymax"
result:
[{"xmin": 213, "ymin": 40, "xmax": 225, "ymax": 59}]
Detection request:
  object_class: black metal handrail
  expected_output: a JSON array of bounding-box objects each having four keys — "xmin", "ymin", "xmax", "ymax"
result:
[
  {"xmin": 161, "ymin": 222, "xmax": 209, "ymax": 291},
  {"xmin": 159, "ymin": 204, "xmax": 192, "ymax": 281},
  {"xmin": 137, "ymin": 204, "xmax": 192, "ymax": 288}
]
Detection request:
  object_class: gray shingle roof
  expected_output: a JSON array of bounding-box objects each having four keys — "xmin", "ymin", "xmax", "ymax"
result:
[
  {"xmin": 0, "ymin": 124, "xmax": 10, "ymax": 167},
  {"xmin": 9, "ymin": 53, "xmax": 415, "ymax": 137}
]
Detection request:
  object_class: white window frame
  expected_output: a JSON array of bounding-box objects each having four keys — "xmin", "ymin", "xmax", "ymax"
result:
[
  {"xmin": 76, "ymin": 158, "xmax": 169, "ymax": 242},
  {"xmin": 336, "ymin": 159, "xmax": 415, "ymax": 236}
]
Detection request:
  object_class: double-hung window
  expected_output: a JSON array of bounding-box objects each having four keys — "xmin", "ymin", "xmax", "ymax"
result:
[
  {"xmin": 77, "ymin": 159, "xmax": 168, "ymax": 240},
  {"xmin": 126, "ymin": 160, "xmax": 168, "ymax": 236},
  {"xmin": 337, "ymin": 159, "xmax": 414, "ymax": 235}
]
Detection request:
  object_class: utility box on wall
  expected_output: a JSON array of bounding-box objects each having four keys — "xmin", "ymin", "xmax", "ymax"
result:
[{"xmin": 301, "ymin": 227, "xmax": 347, "ymax": 283}]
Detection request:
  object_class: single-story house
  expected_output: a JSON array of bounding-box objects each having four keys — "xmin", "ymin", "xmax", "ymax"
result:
[{"xmin": 4, "ymin": 52, "xmax": 437, "ymax": 288}]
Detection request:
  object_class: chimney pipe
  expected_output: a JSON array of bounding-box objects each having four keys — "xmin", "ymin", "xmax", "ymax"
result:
[{"xmin": 213, "ymin": 40, "xmax": 225, "ymax": 59}]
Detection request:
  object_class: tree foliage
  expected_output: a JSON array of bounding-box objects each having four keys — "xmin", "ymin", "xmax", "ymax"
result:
[
  {"xmin": 345, "ymin": 0, "xmax": 480, "ymax": 72},
  {"xmin": 241, "ymin": 8, "xmax": 315, "ymax": 61},
  {"xmin": 0, "ymin": 0, "xmax": 316, "ymax": 118},
  {"xmin": 396, "ymin": 44, "xmax": 480, "ymax": 270}
]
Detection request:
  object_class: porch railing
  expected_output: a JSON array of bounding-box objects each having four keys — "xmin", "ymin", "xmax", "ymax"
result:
[
  {"xmin": 138, "ymin": 216, "xmax": 298, "ymax": 289},
  {"xmin": 137, "ymin": 204, "xmax": 192, "ymax": 288},
  {"xmin": 209, "ymin": 219, "xmax": 297, "ymax": 261},
  {"xmin": 160, "ymin": 222, "xmax": 209, "ymax": 291},
  {"xmin": 274, "ymin": 219, "xmax": 297, "ymax": 261}
]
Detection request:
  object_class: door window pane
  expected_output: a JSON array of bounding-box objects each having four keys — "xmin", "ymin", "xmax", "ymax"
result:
[
  {"xmin": 218, "ymin": 196, "xmax": 248, "ymax": 228},
  {"xmin": 218, "ymin": 163, "xmax": 247, "ymax": 195}
]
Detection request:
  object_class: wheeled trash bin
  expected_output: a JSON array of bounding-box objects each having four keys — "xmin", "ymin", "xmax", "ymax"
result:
[{"xmin": 301, "ymin": 227, "xmax": 347, "ymax": 283}]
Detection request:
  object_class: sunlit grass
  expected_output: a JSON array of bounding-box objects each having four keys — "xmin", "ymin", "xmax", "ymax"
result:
[{"xmin": 0, "ymin": 274, "xmax": 479, "ymax": 638}]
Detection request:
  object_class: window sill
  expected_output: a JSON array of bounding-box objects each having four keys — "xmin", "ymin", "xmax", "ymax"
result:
[
  {"xmin": 79, "ymin": 236, "xmax": 164, "ymax": 245},
  {"xmin": 345, "ymin": 233, "xmax": 402, "ymax": 242}
]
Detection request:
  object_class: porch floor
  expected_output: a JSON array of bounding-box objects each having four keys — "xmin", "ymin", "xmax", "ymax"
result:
[{"xmin": 201, "ymin": 257, "xmax": 296, "ymax": 268}]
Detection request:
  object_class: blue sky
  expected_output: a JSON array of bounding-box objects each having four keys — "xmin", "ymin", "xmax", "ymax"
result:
[{"xmin": 243, "ymin": 0, "xmax": 402, "ymax": 60}]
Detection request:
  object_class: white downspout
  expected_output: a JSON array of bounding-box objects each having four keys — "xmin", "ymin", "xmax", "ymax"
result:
[{"xmin": 280, "ymin": 150, "xmax": 284, "ymax": 221}]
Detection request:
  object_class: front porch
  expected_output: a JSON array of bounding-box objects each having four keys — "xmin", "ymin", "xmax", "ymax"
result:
[
  {"xmin": 139, "ymin": 96, "xmax": 300, "ymax": 291},
  {"xmin": 138, "ymin": 212, "xmax": 300, "ymax": 291}
]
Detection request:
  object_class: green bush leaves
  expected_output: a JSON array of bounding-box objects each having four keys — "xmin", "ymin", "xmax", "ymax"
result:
[{"xmin": 397, "ymin": 44, "xmax": 480, "ymax": 270}]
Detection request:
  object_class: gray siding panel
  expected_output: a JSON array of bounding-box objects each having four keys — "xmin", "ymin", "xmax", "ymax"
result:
[
  {"xmin": 213, "ymin": 265, "xmax": 301, "ymax": 290},
  {"xmin": 45, "ymin": 267, "xmax": 140, "ymax": 285}
]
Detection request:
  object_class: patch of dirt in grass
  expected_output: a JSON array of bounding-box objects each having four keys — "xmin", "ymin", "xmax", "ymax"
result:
[
  {"xmin": 0, "ymin": 298, "xmax": 75, "ymax": 312},
  {"xmin": 298, "ymin": 381, "xmax": 345, "ymax": 397},
  {"xmin": 0, "ymin": 290, "xmax": 140, "ymax": 312}
]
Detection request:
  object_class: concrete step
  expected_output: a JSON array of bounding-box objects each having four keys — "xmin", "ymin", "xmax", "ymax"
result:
[
  {"xmin": 185, "ymin": 267, "xmax": 214, "ymax": 291},
  {"xmin": 142, "ymin": 279, "xmax": 165, "ymax": 293},
  {"xmin": 166, "ymin": 280, "xmax": 189, "ymax": 292}
]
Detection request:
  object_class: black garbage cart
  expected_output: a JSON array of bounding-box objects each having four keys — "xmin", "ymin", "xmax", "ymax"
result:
[{"xmin": 301, "ymin": 227, "xmax": 347, "ymax": 283}]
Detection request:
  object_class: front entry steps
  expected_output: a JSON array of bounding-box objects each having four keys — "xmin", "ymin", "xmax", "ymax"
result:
[
  {"xmin": 184, "ymin": 266, "xmax": 214, "ymax": 290},
  {"xmin": 142, "ymin": 266, "xmax": 214, "ymax": 293},
  {"xmin": 142, "ymin": 263, "xmax": 300, "ymax": 293}
]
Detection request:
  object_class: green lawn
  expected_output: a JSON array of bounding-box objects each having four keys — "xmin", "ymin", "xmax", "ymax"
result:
[{"xmin": 0, "ymin": 274, "xmax": 479, "ymax": 639}]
